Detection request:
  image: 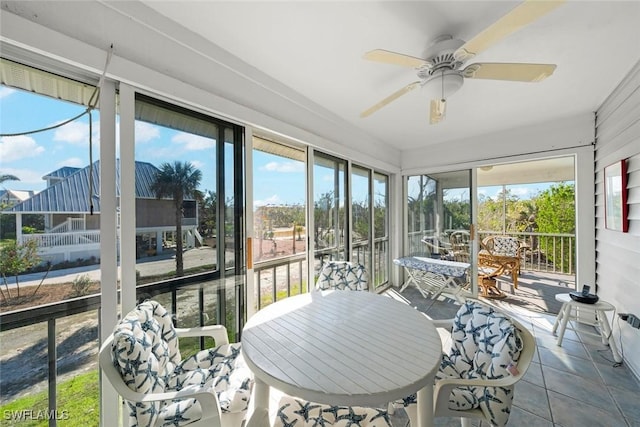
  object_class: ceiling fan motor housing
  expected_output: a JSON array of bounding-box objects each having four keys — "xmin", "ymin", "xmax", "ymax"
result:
[
  {"xmin": 416, "ymin": 36, "xmax": 466, "ymax": 100},
  {"xmin": 423, "ymin": 36, "xmax": 466, "ymax": 70}
]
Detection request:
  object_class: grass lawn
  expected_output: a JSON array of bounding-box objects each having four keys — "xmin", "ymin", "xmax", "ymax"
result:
[{"xmin": 0, "ymin": 371, "xmax": 99, "ymax": 426}]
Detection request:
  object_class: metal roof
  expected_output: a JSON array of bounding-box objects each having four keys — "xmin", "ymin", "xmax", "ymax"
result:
[
  {"xmin": 3, "ymin": 161, "xmax": 178, "ymax": 214},
  {"xmin": 42, "ymin": 166, "xmax": 81, "ymax": 180}
]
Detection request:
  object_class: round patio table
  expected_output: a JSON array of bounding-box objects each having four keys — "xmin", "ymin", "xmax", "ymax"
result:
[{"xmin": 241, "ymin": 290, "xmax": 442, "ymax": 427}]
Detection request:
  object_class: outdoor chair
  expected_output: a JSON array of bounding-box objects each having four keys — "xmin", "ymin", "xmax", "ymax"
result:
[
  {"xmin": 99, "ymin": 300, "xmax": 254, "ymax": 427},
  {"xmin": 478, "ymin": 235, "xmax": 527, "ymax": 289},
  {"xmin": 401, "ymin": 299, "xmax": 535, "ymax": 427},
  {"xmin": 449, "ymin": 230, "xmax": 471, "ymax": 263},
  {"xmin": 315, "ymin": 260, "xmax": 368, "ymax": 291},
  {"xmin": 421, "ymin": 235, "xmax": 452, "ymax": 259}
]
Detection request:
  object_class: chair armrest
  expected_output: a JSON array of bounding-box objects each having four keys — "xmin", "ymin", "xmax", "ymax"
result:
[
  {"xmin": 100, "ymin": 338, "xmax": 221, "ymax": 421},
  {"xmin": 516, "ymin": 244, "xmax": 529, "ymax": 257},
  {"xmin": 128, "ymin": 384, "xmax": 220, "ymax": 421},
  {"xmin": 175, "ymin": 325, "xmax": 229, "ymax": 345},
  {"xmin": 479, "ymin": 237, "xmax": 492, "ymax": 253}
]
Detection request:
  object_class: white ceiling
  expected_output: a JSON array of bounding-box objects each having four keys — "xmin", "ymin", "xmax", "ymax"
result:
[
  {"xmin": 2, "ymin": 1, "xmax": 640, "ymax": 155},
  {"xmin": 138, "ymin": 0, "xmax": 640, "ymax": 151}
]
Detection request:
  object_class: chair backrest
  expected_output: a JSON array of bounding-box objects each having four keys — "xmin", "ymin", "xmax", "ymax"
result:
[
  {"xmin": 109, "ymin": 300, "xmax": 182, "ymax": 426},
  {"xmin": 449, "ymin": 230, "xmax": 470, "ymax": 247},
  {"xmin": 482, "ymin": 235, "xmax": 520, "ymax": 256},
  {"xmin": 444, "ymin": 299, "xmax": 535, "ymax": 426},
  {"xmin": 315, "ymin": 261, "xmax": 368, "ymax": 291},
  {"xmin": 449, "ymin": 230, "xmax": 470, "ymax": 262}
]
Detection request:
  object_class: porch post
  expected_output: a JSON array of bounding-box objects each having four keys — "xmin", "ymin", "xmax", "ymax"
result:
[
  {"xmin": 15, "ymin": 213, "xmax": 22, "ymax": 243},
  {"xmin": 99, "ymin": 78, "xmax": 119, "ymax": 426}
]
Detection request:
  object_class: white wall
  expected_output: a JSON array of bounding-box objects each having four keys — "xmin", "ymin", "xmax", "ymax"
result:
[
  {"xmin": 594, "ymin": 60, "xmax": 640, "ymax": 379},
  {"xmin": 401, "ymin": 112, "xmax": 594, "ymax": 172}
]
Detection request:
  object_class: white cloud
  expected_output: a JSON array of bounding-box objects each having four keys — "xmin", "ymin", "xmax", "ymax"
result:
[
  {"xmin": 0, "ymin": 86, "xmax": 16, "ymax": 99},
  {"xmin": 254, "ymin": 194, "xmax": 281, "ymax": 207},
  {"xmin": 172, "ymin": 132, "xmax": 215, "ymax": 151},
  {"xmin": 0, "ymin": 135, "xmax": 45, "ymax": 162},
  {"xmin": 144, "ymin": 146, "xmax": 174, "ymax": 159},
  {"xmin": 57, "ymin": 157, "xmax": 85, "ymax": 168},
  {"xmin": 135, "ymin": 121, "xmax": 161, "ymax": 143},
  {"xmin": 0, "ymin": 167, "xmax": 45, "ymax": 186},
  {"xmin": 261, "ymin": 161, "xmax": 304, "ymax": 173},
  {"xmin": 190, "ymin": 160, "xmax": 205, "ymax": 170},
  {"xmin": 510, "ymin": 187, "xmax": 533, "ymax": 198},
  {"xmin": 53, "ymin": 118, "xmax": 100, "ymax": 146}
]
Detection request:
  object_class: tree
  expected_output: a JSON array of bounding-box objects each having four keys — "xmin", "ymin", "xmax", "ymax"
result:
[
  {"xmin": 535, "ymin": 182, "xmax": 575, "ymax": 271},
  {"xmin": 151, "ymin": 161, "xmax": 202, "ymax": 277},
  {"xmin": 199, "ymin": 189, "xmax": 217, "ymax": 240},
  {"xmin": 0, "ymin": 240, "xmax": 45, "ymax": 302},
  {"xmin": 0, "ymin": 173, "xmax": 20, "ymax": 185}
]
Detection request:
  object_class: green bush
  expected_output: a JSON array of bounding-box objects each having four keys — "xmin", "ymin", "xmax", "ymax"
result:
[{"xmin": 68, "ymin": 274, "xmax": 94, "ymax": 298}]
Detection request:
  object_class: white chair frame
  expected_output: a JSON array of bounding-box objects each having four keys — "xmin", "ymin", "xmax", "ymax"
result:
[
  {"xmin": 99, "ymin": 324, "xmax": 246, "ymax": 427},
  {"xmin": 404, "ymin": 305, "xmax": 536, "ymax": 427}
]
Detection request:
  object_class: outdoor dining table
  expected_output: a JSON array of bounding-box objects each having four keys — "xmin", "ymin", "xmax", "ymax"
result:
[
  {"xmin": 395, "ymin": 256, "xmax": 470, "ymax": 301},
  {"xmin": 241, "ymin": 290, "xmax": 442, "ymax": 427}
]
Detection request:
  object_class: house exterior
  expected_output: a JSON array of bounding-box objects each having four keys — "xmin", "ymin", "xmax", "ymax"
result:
[
  {"xmin": 2, "ymin": 160, "xmax": 200, "ymax": 264},
  {"xmin": 0, "ymin": 189, "xmax": 35, "ymax": 207}
]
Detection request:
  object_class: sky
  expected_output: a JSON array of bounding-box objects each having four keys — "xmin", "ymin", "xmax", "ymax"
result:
[{"xmin": 1, "ymin": 85, "xmax": 558, "ymax": 207}]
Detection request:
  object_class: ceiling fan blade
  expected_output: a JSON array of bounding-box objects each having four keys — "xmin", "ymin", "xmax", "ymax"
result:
[
  {"xmin": 363, "ymin": 49, "xmax": 429, "ymax": 68},
  {"xmin": 429, "ymin": 99, "xmax": 446, "ymax": 125},
  {"xmin": 361, "ymin": 81, "xmax": 421, "ymax": 118},
  {"xmin": 462, "ymin": 63, "xmax": 556, "ymax": 82},
  {"xmin": 454, "ymin": 0, "xmax": 565, "ymax": 62}
]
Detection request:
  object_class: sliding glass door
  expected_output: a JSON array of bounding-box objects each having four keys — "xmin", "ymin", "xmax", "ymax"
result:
[
  {"xmin": 406, "ymin": 170, "xmax": 472, "ymax": 263},
  {"xmin": 313, "ymin": 153, "xmax": 347, "ymax": 272}
]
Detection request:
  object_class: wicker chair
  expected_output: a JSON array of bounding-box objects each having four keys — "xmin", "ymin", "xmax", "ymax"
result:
[
  {"xmin": 478, "ymin": 235, "xmax": 526, "ymax": 289},
  {"xmin": 449, "ymin": 230, "xmax": 471, "ymax": 263}
]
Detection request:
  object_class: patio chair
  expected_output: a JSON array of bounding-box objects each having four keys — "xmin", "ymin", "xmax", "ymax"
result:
[
  {"xmin": 99, "ymin": 300, "xmax": 254, "ymax": 427},
  {"xmin": 449, "ymin": 230, "xmax": 470, "ymax": 263},
  {"xmin": 401, "ymin": 299, "xmax": 535, "ymax": 427},
  {"xmin": 315, "ymin": 260, "xmax": 368, "ymax": 291},
  {"xmin": 478, "ymin": 235, "xmax": 527, "ymax": 289},
  {"xmin": 421, "ymin": 235, "xmax": 452, "ymax": 259}
]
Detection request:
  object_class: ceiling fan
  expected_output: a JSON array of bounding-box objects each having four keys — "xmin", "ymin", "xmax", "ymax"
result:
[{"xmin": 361, "ymin": 0, "xmax": 565, "ymax": 124}]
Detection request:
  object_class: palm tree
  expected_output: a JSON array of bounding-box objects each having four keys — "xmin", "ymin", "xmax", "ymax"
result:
[
  {"xmin": 0, "ymin": 174, "xmax": 20, "ymax": 185},
  {"xmin": 151, "ymin": 161, "xmax": 202, "ymax": 276}
]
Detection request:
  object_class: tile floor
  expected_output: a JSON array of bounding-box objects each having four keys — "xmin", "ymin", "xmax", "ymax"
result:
[{"xmin": 392, "ymin": 287, "xmax": 640, "ymax": 427}]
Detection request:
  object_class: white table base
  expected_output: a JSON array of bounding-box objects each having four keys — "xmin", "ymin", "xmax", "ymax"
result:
[{"xmin": 552, "ymin": 293, "xmax": 622, "ymax": 363}]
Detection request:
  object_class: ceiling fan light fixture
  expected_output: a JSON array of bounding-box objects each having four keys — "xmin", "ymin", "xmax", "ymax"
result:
[{"xmin": 422, "ymin": 70, "xmax": 463, "ymax": 100}]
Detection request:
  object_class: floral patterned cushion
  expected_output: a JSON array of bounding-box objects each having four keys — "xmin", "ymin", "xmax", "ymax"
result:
[
  {"xmin": 404, "ymin": 301, "xmax": 523, "ymax": 427},
  {"xmin": 274, "ymin": 395, "xmax": 392, "ymax": 427},
  {"xmin": 315, "ymin": 261, "xmax": 368, "ymax": 291},
  {"xmin": 491, "ymin": 237, "xmax": 520, "ymax": 256},
  {"xmin": 111, "ymin": 300, "xmax": 253, "ymax": 427}
]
